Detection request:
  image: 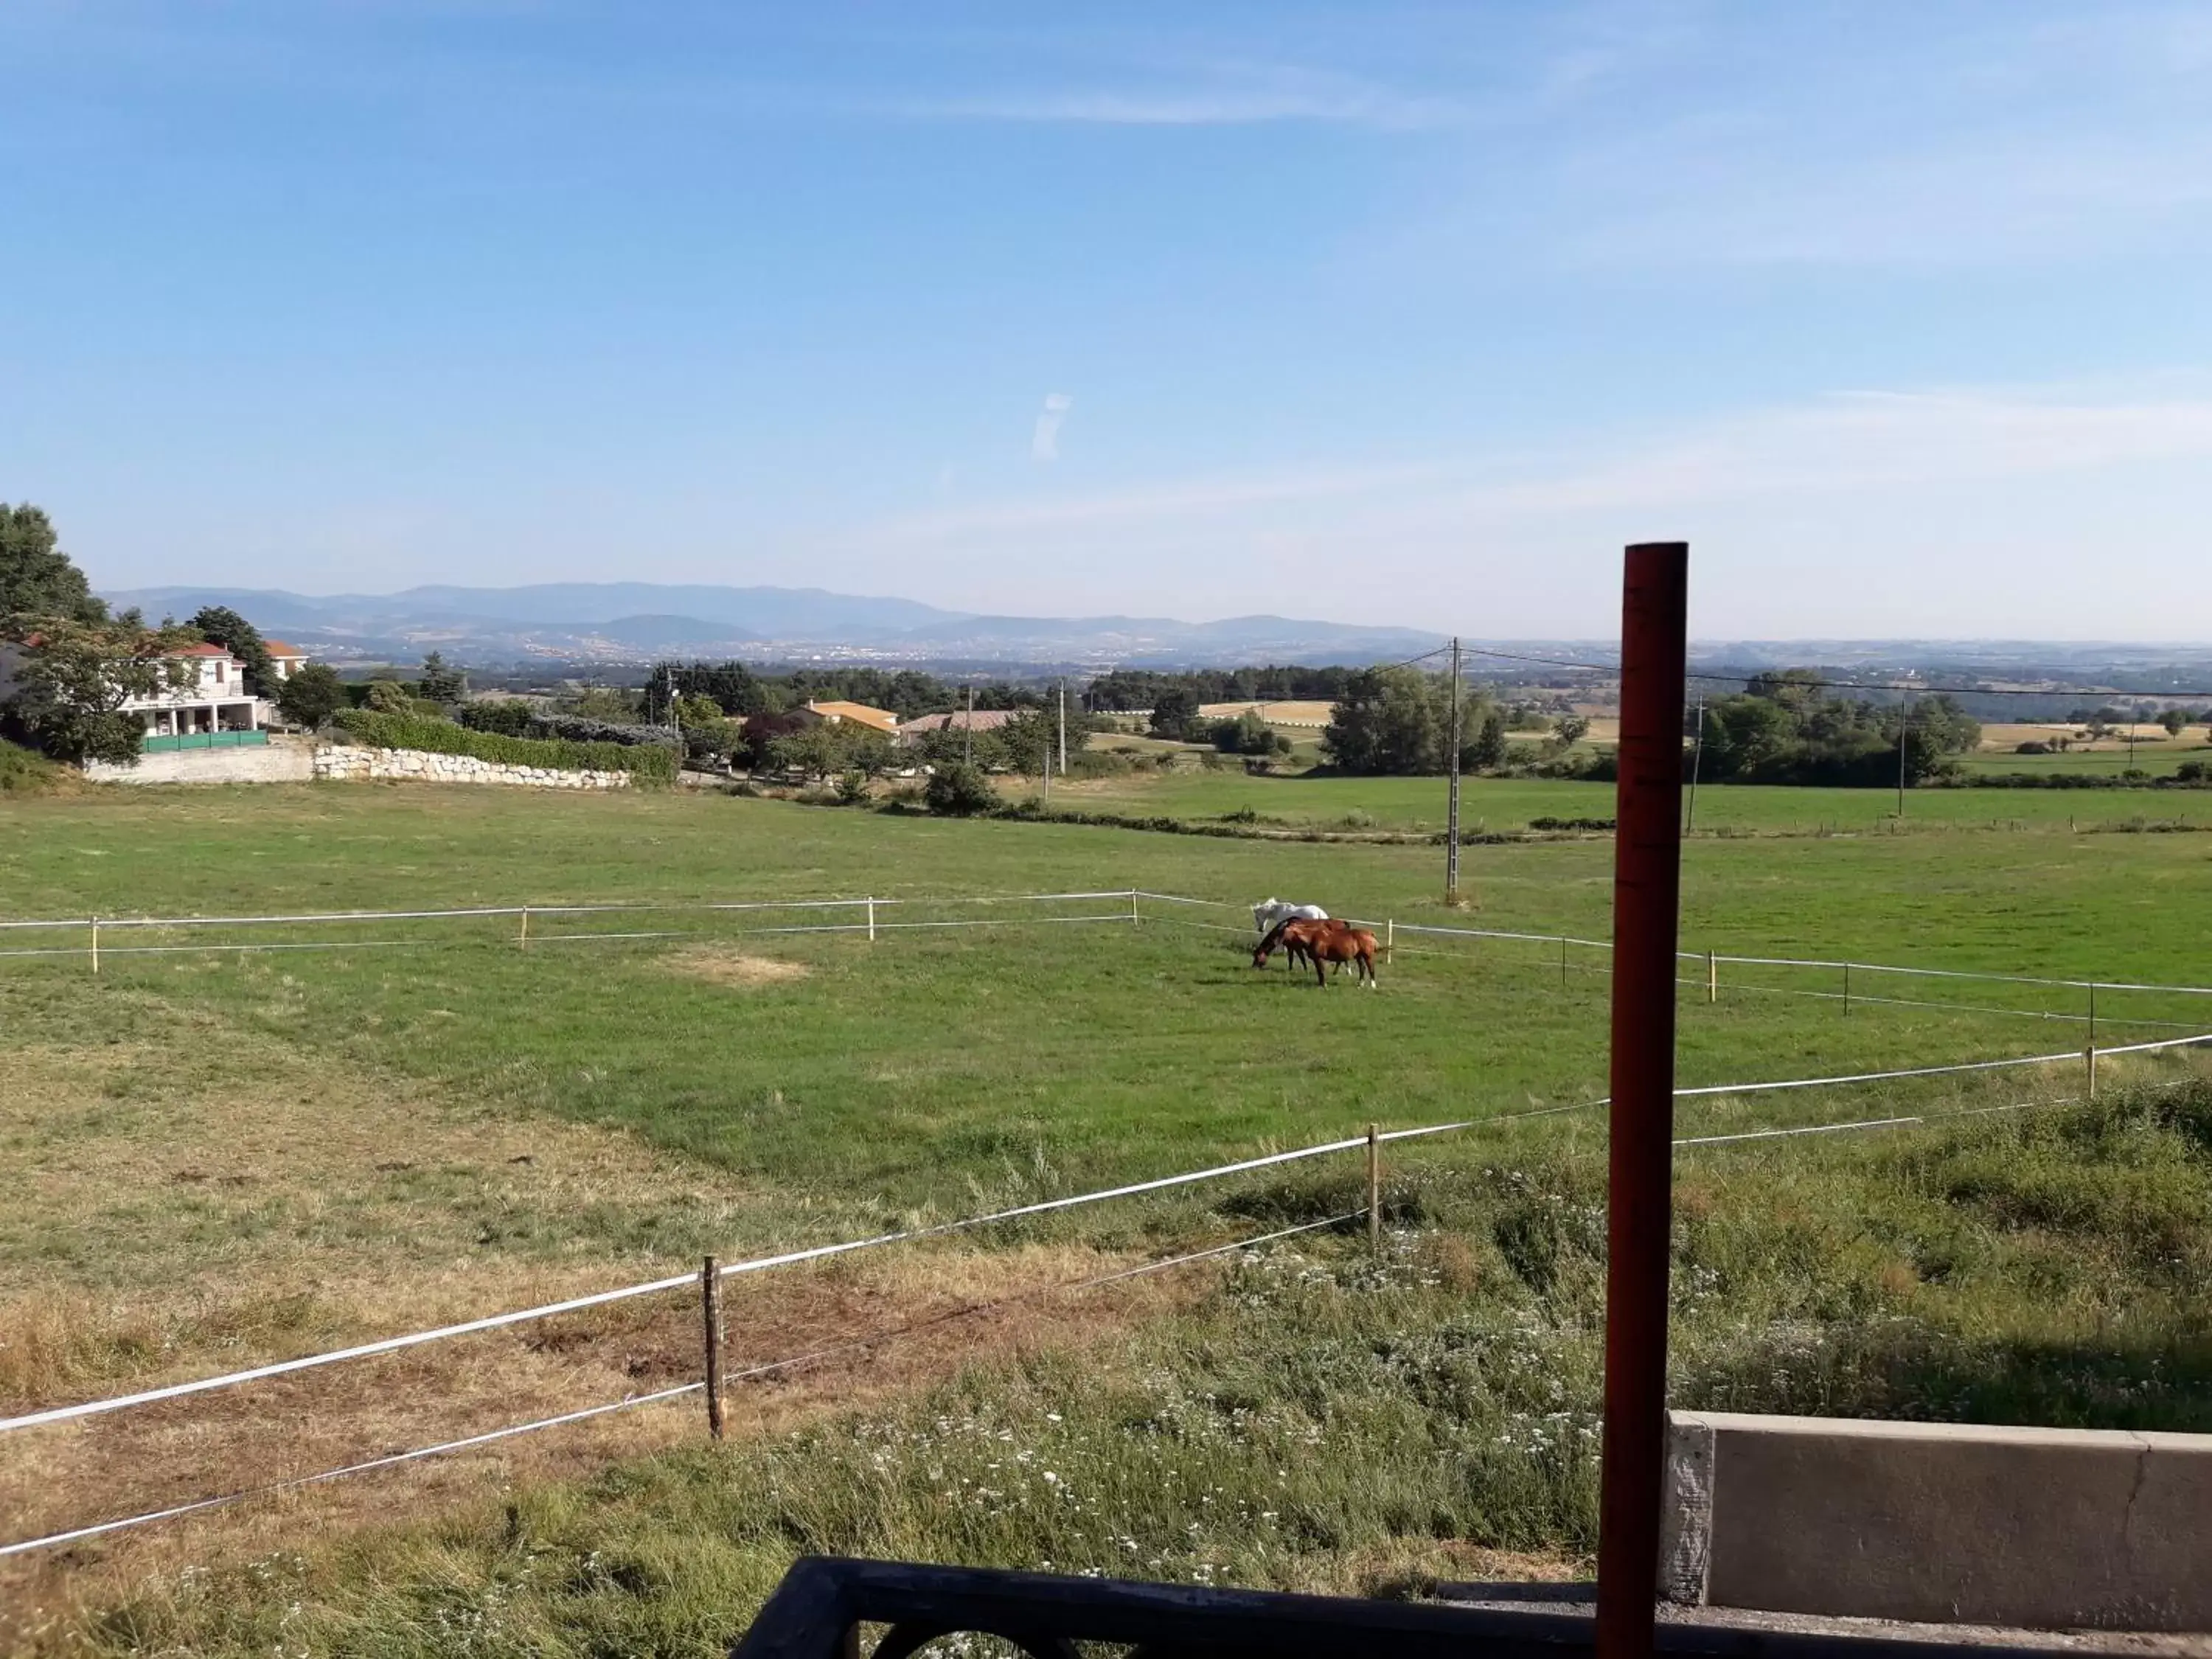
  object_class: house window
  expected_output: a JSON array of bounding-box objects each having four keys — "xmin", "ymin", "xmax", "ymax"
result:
[{"xmin": 214, "ymin": 660, "xmax": 225, "ymax": 684}]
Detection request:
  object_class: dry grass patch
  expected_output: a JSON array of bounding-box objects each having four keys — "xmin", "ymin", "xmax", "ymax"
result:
[
  {"xmin": 0, "ymin": 1237, "xmax": 1189, "ymax": 1620},
  {"xmin": 0, "ymin": 1023, "xmax": 773, "ymax": 1409},
  {"xmin": 660, "ymin": 946, "xmax": 813, "ymax": 988}
]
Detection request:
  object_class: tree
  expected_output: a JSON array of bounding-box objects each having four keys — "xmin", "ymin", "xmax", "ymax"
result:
[
  {"xmin": 187, "ymin": 606, "xmax": 276, "ymax": 696},
  {"xmin": 2160, "ymin": 708, "xmax": 2189, "ymax": 737},
  {"xmin": 417, "ymin": 652, "xmax": 466, "ymax": 704},
  {"xmin": 0, "ymin": 616, "xmax": 198, "ymax": 764},
  {"xmin": 925, "ymin": 761, "xmax": 998, "ymax": 815},
  {"xmin": 765, "ymin": 719, "xmax": 891, "ymax": 780},
  {"xmin": 364, "ymin": 679, "xmax": 414, "ymax": 714},
  {"xmin": 997, "ymin": 706, "xmax": 1057, "ymax": 780},
  {"xmin": 0, "ymin": 504, "xmax": 107, "ymax": 625},
  {"xmin": 274, "ymin": 662, "xmax": 345, "ymax": 728},
  {"xmin": 1149, "ymin": 687, "xmax": 1203, "ymax": 741},
  {"xmin": 1745, "ymin": 668, "xmax": 1826, "ymax": 709},
  {"xmin": 1551, "ymin": 713, "xmax": 1592, "ymax": 750},
  {"xmin": 1464, "ymin": 707, "xmax": 1509, "ymax": 771},
  {"xmin": 1321, "ymin": 668, "xmax": 1447, "ymax": 774}
]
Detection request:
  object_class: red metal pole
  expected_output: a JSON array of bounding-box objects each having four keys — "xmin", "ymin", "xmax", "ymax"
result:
[{"xmin": 1597, "ymin": 542, "xmax": 1688, "ymax": 1659}]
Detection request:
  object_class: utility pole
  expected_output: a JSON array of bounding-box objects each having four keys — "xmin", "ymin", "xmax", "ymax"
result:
[
  {"xmin": 1685, "ymin": 695, "xmax": 1706, "ymax": 833},
  {"xmin": 964, "ymin": 681, "xmax": 974, "ymax": 768},
  {"xmin": 1445, "ymin": 636, "xmax": 1463, "ymax": 901},
  {"xmin": 1895, "ymin": 690, "xmax": 1912, "ymax": 818},
  {"xmin": 1057, "ymin": 680, "xmax": 1068, "ymax": 776}
]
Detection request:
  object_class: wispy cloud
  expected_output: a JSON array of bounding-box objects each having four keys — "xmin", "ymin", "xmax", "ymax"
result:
[
  {"xmin": 1030, "ymin": 393, "xmax": 1074, "ymax": 462},
  {"xmin": 892, "ymin": 381, "xmax": 2212, "ymax": 537},
  {"xmin": 914, "ymin": 74, "xmax": 1464, "ymax": 131}
]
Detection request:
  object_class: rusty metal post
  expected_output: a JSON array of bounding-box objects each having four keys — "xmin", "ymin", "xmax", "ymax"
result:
[
  {"xmin": 1597, "ymin": 542, "xmax": 1688, "ymax": 1659},
  {"xmin": 701, "ymin": 1256, "xmax": 726, "ymax": 1441},
  {"xmin": 1366, "ymin": 1123, "xmax": 1381, "ymax": 1257}
]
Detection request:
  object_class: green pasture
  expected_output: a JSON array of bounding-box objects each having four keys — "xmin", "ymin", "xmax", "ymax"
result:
[
  {"xmin": 4, "ymin": 785, "xmax": 2210, "ymax": 1217},
  {"xmin": 1046, "ymin": 763, "xmax": 2212, "ymax": 835},
  {"xmin": 1956, "ymin": 741, "xmax": 2206, "ymax": 777}
]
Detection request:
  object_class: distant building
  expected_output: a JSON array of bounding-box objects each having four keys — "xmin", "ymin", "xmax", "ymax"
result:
[
  {"xmin": 799, "ymin": 699, "xmax": 900, "ymax": 734},
  {"xmin": 263, "ymin": 640, "xmax": 310, "ymax": 681},
  {"xmin": 898, "ymin": 709, "xmax": 1016, "ymax": 742}
]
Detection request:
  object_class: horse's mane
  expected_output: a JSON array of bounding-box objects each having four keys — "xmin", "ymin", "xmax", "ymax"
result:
[{"xmin": 1255, "ymin": 918, "xmax": 1293, "ymax": 953}]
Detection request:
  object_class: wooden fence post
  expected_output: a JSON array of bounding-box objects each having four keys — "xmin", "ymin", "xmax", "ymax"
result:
[
  {"xmin": 518, "ymin": 906, "xmax": 529, "ymax": 951},
  {"xmin": 1366, "ymin": 1123, "xmax": 1381, "ymax": 1258},
  {"xmin": 1385, "ymin": 918, "xmax": 1394, "ymax": 962},
  {"xmin": 1843, "ymin": 961, "xmax": 1851, "ymax": 1015},
  {"xmin": 700, "ymin": 1256, "xmax": 725, "ymax": 1441},
  {"xmin": 866, "ymin": 897, "xmax": 877, "ymax": 943},
  {"xmin": 2087, "ymin": 981, "xmax": 2098, "ymax": 1048},
  {"xmin": 1130, "ymin": 890, "xmax": 1140, "ymax": 926},
  {"xmin": 1561, "ymin": 934, "xmax": 1570, "ymax": 990},
  {"xmin": 89, "ymin": 915, "xmax": 99, "ymax": 977},
  {"xmin": 2084, "ymin": 1046, "xmax": 2098, "ymax": 1102},
  {"xmin": 1706, "ymin": 950, "xmax": 1717, "ymax": 1004}
]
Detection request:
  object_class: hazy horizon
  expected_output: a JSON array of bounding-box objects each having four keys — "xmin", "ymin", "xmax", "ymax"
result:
[{"xmin": 10, "ymin": 3, "xmax": 2212, "ymax": 639}]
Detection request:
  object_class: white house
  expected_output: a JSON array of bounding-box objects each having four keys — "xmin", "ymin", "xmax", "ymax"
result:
[{"xmin": 122, "ymin": 642, "xmax": 268, "ymax": 741}]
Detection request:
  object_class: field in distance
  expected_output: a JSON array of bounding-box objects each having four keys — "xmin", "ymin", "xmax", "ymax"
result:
[{"xmin": 1044, "ymin": 759, "xmax": 2212, "ymax": 832}]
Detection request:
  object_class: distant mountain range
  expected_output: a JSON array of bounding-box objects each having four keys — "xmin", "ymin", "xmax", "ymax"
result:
[{"xmin": 101, "ymin": 582, "xmax": 1453, "ymax": 669}]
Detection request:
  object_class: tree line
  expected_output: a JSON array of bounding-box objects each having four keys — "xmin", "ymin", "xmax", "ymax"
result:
[{"xmin": 1694, "ymin": 670, "xmax": 1981, "ymax": 785}]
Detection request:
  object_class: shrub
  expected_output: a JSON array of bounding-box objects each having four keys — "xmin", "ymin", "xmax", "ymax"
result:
[
  {"xmin": 924, "ymin": 762, "xmax": 998, "ymax": 816},
  {"xmin": 363, "ymin": 679, "xmax": 414, "ymax": 714},
  {"xmin": 0, "ymin": 737, "xmax": 72, "ymax": 793},
  {"xmin": 835, "ymin": 770, "xmax": 869, "ymax": 804},
  {"xmin": 456, "ymin": 699, "xmax": 538, "ymax": 737},
  {"xmin": 332, "ymin": 710, "xmax": 676, "ymax": 782},
  {"xmin": 274, "ymin": 663, "xmax": 347, "ymax": 728},
  {"xmin": 2014, "ymin": 740, "xmax": 2051, "ymax": 755},
  {"xmin": 529, "ymin": 714, "xmax": 675, "ymax": 748}
]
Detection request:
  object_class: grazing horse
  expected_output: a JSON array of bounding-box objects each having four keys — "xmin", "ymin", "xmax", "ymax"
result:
[
  {"xmin": 1252, "ymin": 917, "xmax": 1318, "ymax": 973},
  {"xmin": 1254, "ymin": 917, "xmax": 1379, "ymax": 987}
]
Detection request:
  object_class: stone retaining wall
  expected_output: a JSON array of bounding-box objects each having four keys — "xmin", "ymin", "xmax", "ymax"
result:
[{"xmin": 311, "ymin": 745, "xmax": 632, "ymax": 790}]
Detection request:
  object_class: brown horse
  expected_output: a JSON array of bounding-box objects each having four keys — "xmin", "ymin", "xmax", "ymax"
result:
[
  {"xmin": 1255, "ymin": 917, "xmax": 1378, "ymax": 987},
  {"xmin": 1302, "ymin": 920, "xmax": 1379, "ymax": 988},
  {"xmin": 1252, "ymin": 917, "xmax": 1317, "ymax": 972}
]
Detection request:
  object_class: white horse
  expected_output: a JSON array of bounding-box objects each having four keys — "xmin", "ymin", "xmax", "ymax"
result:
[{"xmin": 1252, "ymin": 897, "xmax": 1329, "ymax": 936}]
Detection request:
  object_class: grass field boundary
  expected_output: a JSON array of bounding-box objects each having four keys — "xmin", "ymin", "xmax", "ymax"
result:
[
  {"xmin": 11, "ymin": 1030, "xmax": 2205, "ymax": 1442},
  {"xmin": 11, "ymin": 884, "xmax": 2211, "ymax": 1001},
  {"xmin": 0, "ymin": 1214, "xmax": 1359, "ymax": 1561},
  {"xmin": 1141, "ymin": 893, "xmax": 2212, "ymax": 1000}
]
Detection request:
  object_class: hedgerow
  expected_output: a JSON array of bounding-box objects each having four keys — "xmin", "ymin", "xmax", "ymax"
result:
[{"xmin": 332, "ymin": 710, "xmax": 677, "ymax": 782}]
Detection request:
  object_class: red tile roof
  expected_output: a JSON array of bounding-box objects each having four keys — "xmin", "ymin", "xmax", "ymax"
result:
[
  {"xmin": 264, "ymin": 639, "xmax": 306, "ymax": 658},
  {"xmin": 900, "ymin": 709, "xmax": 1017, "ymax": 733}
]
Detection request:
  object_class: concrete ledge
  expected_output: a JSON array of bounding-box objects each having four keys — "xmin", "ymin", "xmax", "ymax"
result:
[{"xmin": 1664, "ymin": 1411, "xmax": 2212, "ymax": 1634}]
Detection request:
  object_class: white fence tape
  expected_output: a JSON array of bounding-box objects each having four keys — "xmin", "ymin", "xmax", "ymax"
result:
[
  {"xmin": 18, "ymin": 1026, "xmax": 2205, "ymax": 1442},
  {"xmin": 0, "ymin": 1216, "xmax": 1352, "ymax": 1560}
]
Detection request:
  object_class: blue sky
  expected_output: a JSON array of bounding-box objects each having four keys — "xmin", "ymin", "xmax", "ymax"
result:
[{"xmin": 6, "ymin": 1, "xmax": 2212, "ymax": 638}]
